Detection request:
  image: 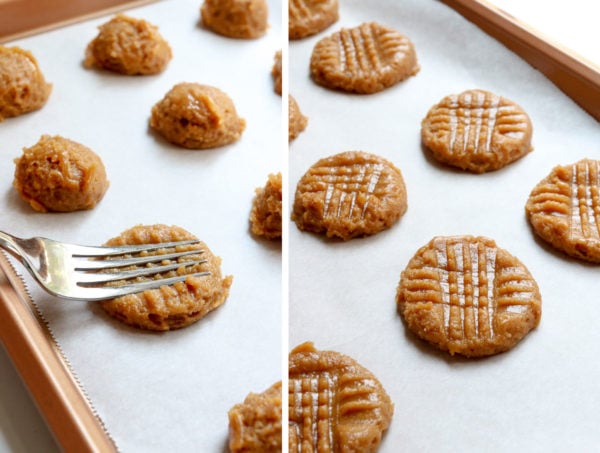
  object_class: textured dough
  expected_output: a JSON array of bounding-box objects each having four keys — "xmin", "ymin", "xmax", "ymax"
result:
[
  {"xmin": 397, "ymin": 235, "xmax": 542, "ymax": 357},
  {"xmin": 0, "ymin": 46, "xmax": 51, "ymax": 121},
  {"xmin": 13, "ymin": 135, "xmax": 108, "ymax": 212},
  {"xmin": 228, "ymin": 382, "xmax": 282, "ymax": 453},
  {"xmin": 292, "ymin": 151, "xmax": 408, "ymax": 240},
  {"xmin": 201, "ymin": 0, "xmax": 268, "ymax": 39},
  {"xmin": 101, "ymin": 224, "xmax": 232, "ymax": 331},
  {"xmin": 150, "ymin": 82, "xmax": 246, "ymax": 149},
  {"xmin": 250, "ymin": 173, "xmax": 282, "ymax": 240},
  {"xmin": 288, "ymin": 95, "xmax": 307, "ymax": 142},
  {"xmin": 289, "ymin": 342, "xmax": 393, "ymax": 452},
  {"xmin": 421, "ymin": 89, "xmax": 533, "ymax": 173},
  {"xmin": 84, "ymin": 14, "xmax": 172, "ymax": 75},
  {"xmin": 289, "ymin": 0, "xmax": 339, "ymax": 40}
]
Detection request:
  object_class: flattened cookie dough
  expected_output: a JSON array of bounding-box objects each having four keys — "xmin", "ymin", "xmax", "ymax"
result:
[
  {"xmin": 421, "ymin": 89, "xmax": 533, "ymax": 173},
  {"xmin": 0, "ymin": 46, "xmax": 51, "ymax": 122},
  {"xmin": 526, "ymin": 159, "xmax": 600, "ymax": 262},
  {"xmin": 250, "ymin": 173, "xmax": 282, "ymax": 240},
  {"xmin": 289, "ymin": 342, "xmax": 393, "ymax": 452},
  {"xmin": 292, "ymin": 151, "xmax": 408, "ymax": 240},
  {"xmin": 289, "ymin": 0, "xmax": 339, "ymax": 40},
  {"xmin": 84, "ymin": 14, "xmax": 172, "ymax": 75},
  {"xmin": 272, "ymin": 50, "xmax": 282, "ymax": 95},
  {"xmin": 310, "ymin": 22, "xmax": 419, "ymax": 94},
  {"xmin": 13, "ymin": 135, "xmax": 108, "ymax": 212},
  {"xmin": 101, "ymin": 224, "xmax": 232, "ymax": 331},
  {"xmin": 228, "ymin": 382, "xmax": 282, "ymax": 453},
  {"xmin": 201, "ymin": 0, "xmax": 268, "ymax": 39},
  {"xmin": 397, "ymin": 236, "xmax": 542, "ymax": 357},
  {"xmin": 288, "ymin": 95, "xmax": 307, "ymax": 141},
  {"xmin": 150, "ymin": 82, "xmax": 246, "ymax": 149}
]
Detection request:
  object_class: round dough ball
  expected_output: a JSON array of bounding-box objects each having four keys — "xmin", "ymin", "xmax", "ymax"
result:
[
  {"xmin": 201, "ymin": 0, "xmax": 268, "ymax": 39},
  {"xmin": 13, "ymin": 135, "xmax": 109, "ymax": 212},
  {"xmin": 84, "ymin": 14, "xmax": 172, "ymax": 75},
  {"xmin": 250, "ymin": 173, "xmax": 282, "ymax": 240},
  {"xmin": 0, "ymin": 46, "xmax": 52, "ymax": 122},
  {"xmin": 101, "ymin": 224, "xmax": 233, "ymax": 331},
  {"xmin": 150, "ymin": 82, "xmax": 246, "ymax": 149}
]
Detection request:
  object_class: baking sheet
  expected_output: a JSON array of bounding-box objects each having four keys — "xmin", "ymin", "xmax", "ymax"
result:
[
  {"xmin": 0, "ymin": 0, "xmax": 282, "ymax": 451},
  {"xmin": 289, "ymin": 1, "xmax": 600, "ymax": 451}
]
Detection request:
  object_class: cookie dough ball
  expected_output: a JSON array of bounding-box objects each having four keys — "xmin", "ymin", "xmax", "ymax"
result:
[
  {"xmin": 288, "ymin": 95, "xmax": 307, "ymax": 141},
  {"xmin": 289, "ymin": 0, "xmax": 339, "ymax": 40},
  {"xmin": 228, "ymin": 382, "xmax": 282, "ymax": 453},
  {"xmin": 150, "ymin": 82, "xmax": 246, "ymax": 149},
  {"xmin": 0, "ymin": 46, "xmax": 51, "ymax": 122},
  {"xmin": 250, "ymin": 173, "xmax": 282, "ymax": 240},
  {"xmin": 101, "ymin": 224, "xmax": 233, "ymax": 331},
  {"xmin": 84, "ymin": 14, "xmax": 172, "ymax": 75},
  {"xmin": 271, "ymin": 50, "xmax": 282, "ymax": 95},
  {"xmin": 13, "ymin": 135, "xmax": 109, "ymax": 212},
  {"xmin": 201, "ymin": 0, "xmax": 268, "ymax": 39}
]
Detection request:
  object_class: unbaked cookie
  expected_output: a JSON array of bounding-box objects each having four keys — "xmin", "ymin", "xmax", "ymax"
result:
[
  {"xmin": 292, "ymin": 151, "xmax": 408, "ymax": 240},
  {"xmin": 289, "ymin": 342, "xmax": 393, "ymax": 452},
  {"xmin": 201, "ymin": 0, "xmax": 268, "ymax": 39},
  {"xmin": 272, "ymin": 50, "xmax": 282, "ymax": 95},
  {"xmin": 13, "ymin": 135, "xmax": 108, "ymax": 212},
  {"xmin": 526, "ymin": 158, "xmax": 600, "ymax": 262},
  {"xmin": 397, "ymin": 235, "xmax": 542, "ymax": 357},
  {"xmin": 289, "ymin": 0, "xmax": 339, "ymax": 40},
  {"xmin": 150, "ymin": 82, "xmax": 246, "ymax": 149},
  {"xmin": 421, "ymin": 89, "xmax": 533, "ymax": 173},
  {"xmin": 84, "ymin": 14, "xmax": 172, "ymax": 75},
  {"xmin": 250, "ymin": 173, "xmax": 282, "ymax": 240},
  {"xmin": 228, "ymin": 382, "xmax": 282, "ymax": 453},
  {"xmin": 310, "ymin": 22, "xmax": 419, "ymax": 94},
  {"xmin": 288, "ymin": 95, "xmax": 307, "ymax": 141},
  {"xmin": 0, "ymin": 46, "xmax": 51, "ymax": 122},
  {"xmin": 100, "ymin": 224, "xmax": 232, "ymax": 331}
]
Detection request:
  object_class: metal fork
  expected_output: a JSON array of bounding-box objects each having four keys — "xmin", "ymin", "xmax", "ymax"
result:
[{"xmin": 0, "ymin": 230, "xmax": 209, "ymax": 301}]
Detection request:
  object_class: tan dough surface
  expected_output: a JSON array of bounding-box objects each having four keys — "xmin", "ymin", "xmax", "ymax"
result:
[
  {"xmin": 421, "ymin": 89, "xmax": 533, "ymax": 173},
  {"xmin": 84, "ymin": 14, "xmax": 172, "ymax": 75},
  {"xmin": 100, "ymin": 224, "xmax": 232, "ymax": 331},
  {"xmin": 250, "ymin": 173, "xmax": 282, "ymax": 240},
  {"xmin": 289, "ymin": 342, "xmax": 393, "ymax": 453},
  {"xmin": 0, "ymin": 46, "xmax": 51, "ymax": 121},
  {"xmin": 272, "ymin": 50, "xmax": 282, "ymax": 95},
  {"xmin": 13, "ymin": 135, "xmax": 108, "ymax": 213},
  {"xmin": 150, "ymin": 82, "xmax": 246, "ymax": 149},
  {"xmin": 228, "ymin": 382, "xmax": 282, "ymax": 453},
  {"xmin": 201, "ymin": 0, "xmax": 268, "ymax": 39},
  {"xmin": 292, "ymin": 150, "xmax": 408, "ymax": 240},
  {"xmin": 288, "ymin": 95, "xmax": 307, "ymax": 142},
  {"xmin": 310, "ymin": 22, "xmax": 419, "ymax": 94},
  {"xmin": 289, "ymin": 0, "xmax": 339, "ymax": 40},
  {"xmin": 397, "ymin": 235, "xmax": 542, "ymax": 357},
  {"xmin": 526, "ymin": 158, "xmax": 600, "ymax": 263}
]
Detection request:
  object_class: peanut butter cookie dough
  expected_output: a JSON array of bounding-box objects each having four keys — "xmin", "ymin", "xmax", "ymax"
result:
[
  {"xmin": 250, "ymin": 173, "xmax": 282, "ymax": 240},
  {"xmin": 228, "ymin": 382, "xmax": 282, "ymax": 453},
  {"xmin": 310, "ymin": 22, "xmax": 419, "ymax": 94},
  {"xmin": 289, "ymin": 0, "xmax": 339, "ymax": 40},
  {"xmin": 13, "ymin": 135, "xmax": 108, "ymax": 212},
  {"xmin": 421, "ymin": 89, "xmax": 533, "ymax": 173},
  {"xmin": 526, "ymin": 159, "xmax": 600, "ymax": 263},
  {"xmin": 397, "ymin": 236, "xmax": 542, "ymax": 357},
  {"xmin": 289, "ymin": 342, "xmax": 393, "ymax": 452},
  {"xmin": 272, "ymin": 50, "xmax": 282, "ymax": 95},
  {"xmin": 288, "ymin": 95, "xmax": 307, "ymax": 141},
  {"xmin": 292, "ymin": 151, "xmax": 408, "ymax": 240},
  {"xmin": 0, "ymin": 46, "xmax": 51, "ymax": 122},
  {"xmin": 84, "ymin": 14, "xmax": 172, "ymax": 75},
  {"xmin": 150, "ymin": 82, "xmax": 246, "ymax": 149},
  {"xmin": 101, "ymin": 224, "xmax": 232, "ymax": 331},
  {"xmin": 201, "ymin": 0, "xmax": 268, "ymax": 39}
]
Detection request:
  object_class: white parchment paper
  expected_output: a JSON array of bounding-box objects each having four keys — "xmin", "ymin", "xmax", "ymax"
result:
[
  {"xmin": 289, "ymin": 1, "xmax": 600, "ymax": 451},
  {"xmin": 0, "ymin": 0, "xmax": 282, "ymax": 451}
]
